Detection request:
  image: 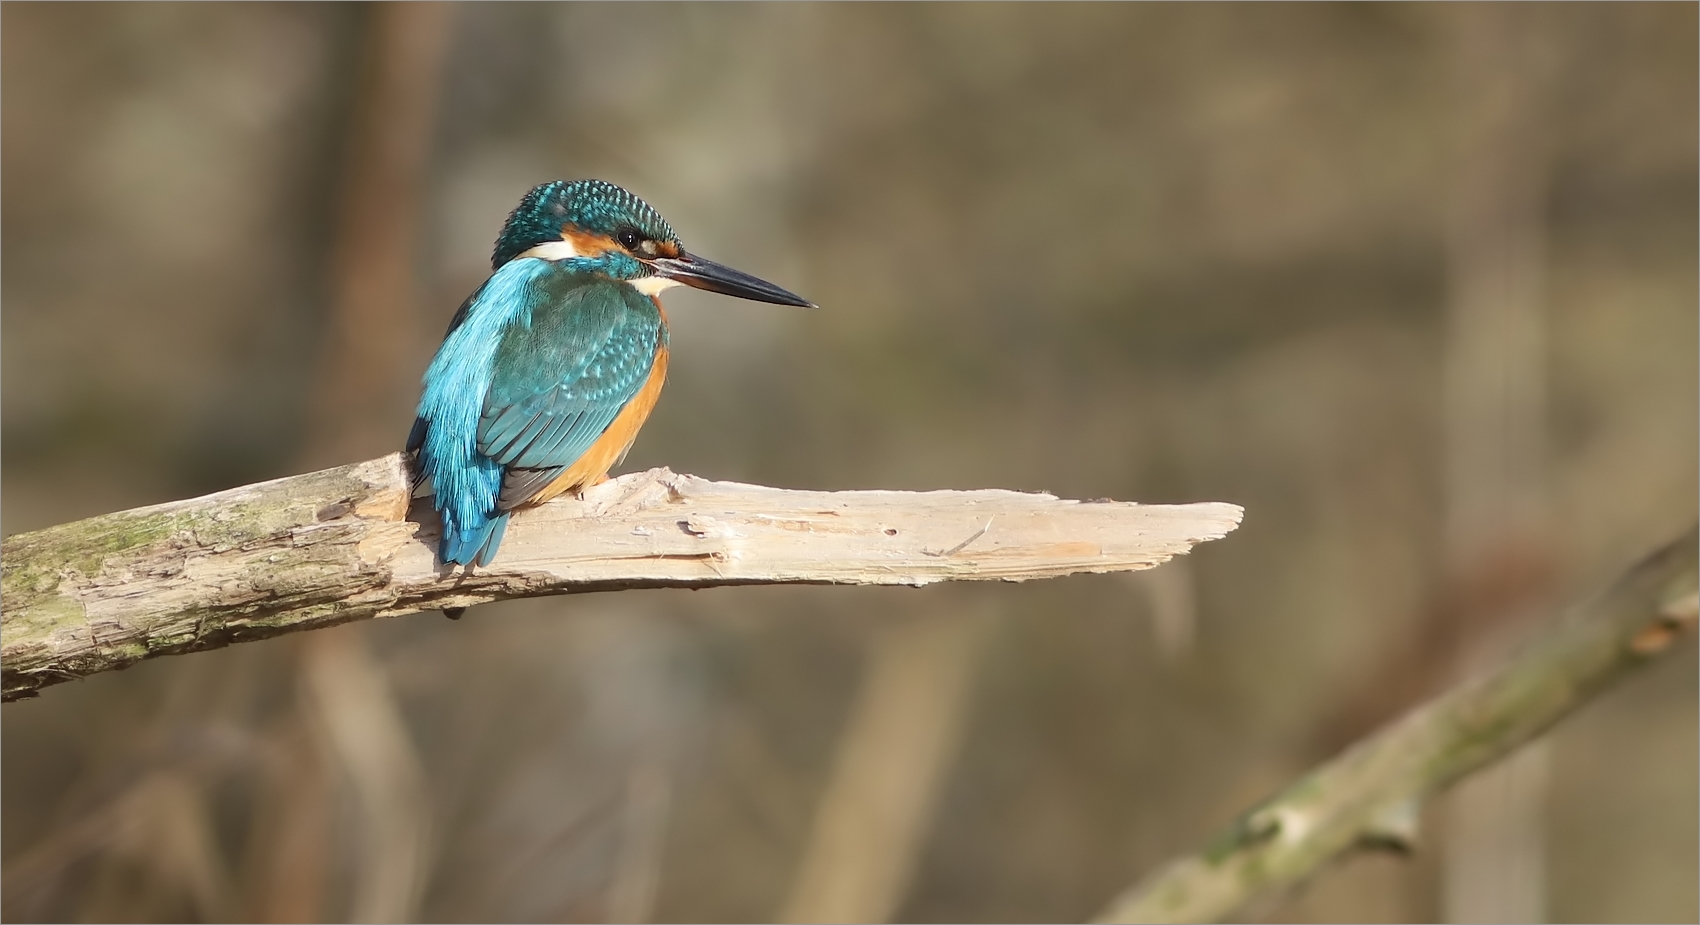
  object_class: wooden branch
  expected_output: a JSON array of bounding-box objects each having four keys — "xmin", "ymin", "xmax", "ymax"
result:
[
  {"xmin": 1092, "ymin": 526, "xmax": 1699, "ymax": 925},
  {"xmin": 0, "ymin": 454, "xmax": 1243, "ymax": 701}
]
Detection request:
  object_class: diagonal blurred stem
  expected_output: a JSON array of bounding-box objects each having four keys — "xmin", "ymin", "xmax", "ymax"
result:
[
  {"xmin": 779, "ymin": 611, "xmax": 989, "ymax": 924},
  {"xmin": 1093, "ymin": 525, "xmax": 1698, "ymax": 925},
  {"xmin": 1, "ymin": 773, "xmax": 234, "ymax": 922},
  {"xmin": 302, "ymin": 630, "xmax": 433, "ymax": 923},
  {"xmin": 607, "ymin": 758, "xmax": 675, "ymax": 924}
]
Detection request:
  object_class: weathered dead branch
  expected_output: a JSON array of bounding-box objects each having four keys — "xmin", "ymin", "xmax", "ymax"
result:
[
  {"xmin": 1, "ymin": 453, "xmax": 1243, "ymax": 701},
  {"xmin": 1092, "ymin": 525, "xmax": 1698, "ymax": 925}
]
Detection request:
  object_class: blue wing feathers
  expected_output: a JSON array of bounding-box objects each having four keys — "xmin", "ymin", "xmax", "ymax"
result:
[
  {"xmin": 412, "ymin": 259, "xmax": 663, "ymax": 565},
  {"xmin": 440, "ymin": 509, "xmax": 509, "ymax": 567},
  {"xmin": 475, "ymin": 513, "xmax": 509, "ymax": 567}
]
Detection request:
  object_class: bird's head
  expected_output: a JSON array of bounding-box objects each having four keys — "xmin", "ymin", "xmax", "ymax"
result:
[{"xmin": 492, "ymin": 179, "xmax": 814, "ymax": 307}]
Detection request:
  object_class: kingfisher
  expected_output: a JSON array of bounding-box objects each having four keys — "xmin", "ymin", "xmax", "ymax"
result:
[{"xmin": 408, "ymin": 179, "xmax": 812, "ymax": 573}]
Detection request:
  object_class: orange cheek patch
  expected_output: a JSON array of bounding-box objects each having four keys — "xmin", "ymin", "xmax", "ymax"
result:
[{"xmin": 562, "ymin": 228, "xmax": 617, "ymax": 257}]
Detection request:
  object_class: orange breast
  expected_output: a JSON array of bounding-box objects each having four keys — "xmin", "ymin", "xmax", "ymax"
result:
[{"xmin": 526, "ymin": 340, "xmax": 670, "ymax": 505}]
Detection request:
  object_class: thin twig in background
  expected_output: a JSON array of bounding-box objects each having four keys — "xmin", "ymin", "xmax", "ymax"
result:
[
  {"xmin": 607, "ymin": 759, "xmax": 674, "ymax": 924},
  {"xmin": 0, "ymin": 774, "xmax": 233, "ymax": 922},
  {"xmin": 302, "ymin": 631, "xmax": 433, "ymax": 923},
  {"xmin": 780, "ymin": 611, "xmax": 989, "ymax": 923},
  {"xmin": 1093, "ymin": 526, "xmax": 1698, "ymax": 925}
]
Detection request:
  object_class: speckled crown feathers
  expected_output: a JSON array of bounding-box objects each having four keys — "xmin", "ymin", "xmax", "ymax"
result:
[{"xmin": 492, "ymin": 179, "xmax": 678, "ymax": 269}]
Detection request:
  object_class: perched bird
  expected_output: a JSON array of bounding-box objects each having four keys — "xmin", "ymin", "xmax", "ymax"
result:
[{"xmin": 408, "ymin": 179, "xmax": 812, "ymax": 577}]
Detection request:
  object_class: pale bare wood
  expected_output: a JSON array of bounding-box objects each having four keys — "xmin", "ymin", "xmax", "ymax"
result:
[{"xmin": 0, "ymin": 453, "xmax": 1243, "ymax": 701}]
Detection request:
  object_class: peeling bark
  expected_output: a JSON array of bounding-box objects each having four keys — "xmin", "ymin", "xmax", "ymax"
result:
[{"xmin": 2, "ymin": 454, "xmax": 1243, "ymax": 700}]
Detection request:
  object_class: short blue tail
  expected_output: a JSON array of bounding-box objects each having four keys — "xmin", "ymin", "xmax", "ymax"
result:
[{"xmin": 441, "ymin": 510, "xmax": 511, "ymax": 567}]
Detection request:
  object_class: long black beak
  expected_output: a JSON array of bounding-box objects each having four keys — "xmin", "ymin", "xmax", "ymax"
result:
[{"xmin": 650, "ymin": 251, "xmax": 815, "ymax": 307}]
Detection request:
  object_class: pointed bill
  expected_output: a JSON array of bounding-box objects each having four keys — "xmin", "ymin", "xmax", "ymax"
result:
[{"xmin": 649, "ymin": 252, "xmax": 815, "ymax": 307}]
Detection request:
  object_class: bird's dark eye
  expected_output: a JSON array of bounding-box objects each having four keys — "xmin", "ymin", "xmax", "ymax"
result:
[{"xmin": 617, "ymin": 227, "xmax": 642, "ymax": 250}]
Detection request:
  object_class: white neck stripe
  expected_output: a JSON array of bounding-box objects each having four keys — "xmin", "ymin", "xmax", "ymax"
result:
[
  {"xmin": 512, "ymin": 240, "xmax": 680, "ymax": 296},
  {"xmin": 515, "ymin": 240, "xmax": 587, "ymax": 261}
]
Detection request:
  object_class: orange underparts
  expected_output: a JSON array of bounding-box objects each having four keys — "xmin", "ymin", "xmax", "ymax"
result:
[{"xmin": 527, "ymin": 339, "xmax": 670, "ymax": 505}]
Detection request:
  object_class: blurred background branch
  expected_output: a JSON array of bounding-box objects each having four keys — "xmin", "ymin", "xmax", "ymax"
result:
[
  {"xmin": 1094, "ymin": 526, "xmax": 1698, "ymax": 925},
  {"xmin": 780, "ymin": 610, "xmax": 990, "ymax": 923},
  {"xmin": 300, "ymin": 631, "xmax": 432, "ymax": 923},
  {"xmin": 300, "ymin": 1, "xmax": 453, "ymax": 471}
]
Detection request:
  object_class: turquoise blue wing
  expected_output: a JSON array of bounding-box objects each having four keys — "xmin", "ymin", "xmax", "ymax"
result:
[
  {"xmin": 477, "ymin": 277, "xmax": 664, "ymax": 509},
  {"xmin": 413, "ymin": 260, "xmax": 557, "ymax": 565},
  {"xmin": 412, "ymin": 261, "xmax": 662, "ymax": 566}
]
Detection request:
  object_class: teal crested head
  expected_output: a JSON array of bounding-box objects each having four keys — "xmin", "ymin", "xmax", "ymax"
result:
[{"xmin": 491, "ymin": 179, "xmax": 814, "ymax": 307}]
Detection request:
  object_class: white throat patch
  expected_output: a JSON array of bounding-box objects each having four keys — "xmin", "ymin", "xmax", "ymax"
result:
[{"xmin": 628, "ymin": 276, "xmax": 683, "ymax": 296}]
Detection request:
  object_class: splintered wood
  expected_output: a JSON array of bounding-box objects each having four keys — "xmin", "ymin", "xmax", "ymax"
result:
[{"xmin": 1, "ymin": 453, "xmax": 1243, "ymax": 699}]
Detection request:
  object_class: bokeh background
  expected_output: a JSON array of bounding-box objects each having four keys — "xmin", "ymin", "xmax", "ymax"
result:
[{"xmin": 3, "ymin": 3, "xmax": 1695, "ymax": 922}]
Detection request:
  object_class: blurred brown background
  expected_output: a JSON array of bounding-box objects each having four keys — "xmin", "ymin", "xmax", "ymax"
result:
[{"xmin": 3, "ymin": 3, "xmax": 1695, "ymax": 923}]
